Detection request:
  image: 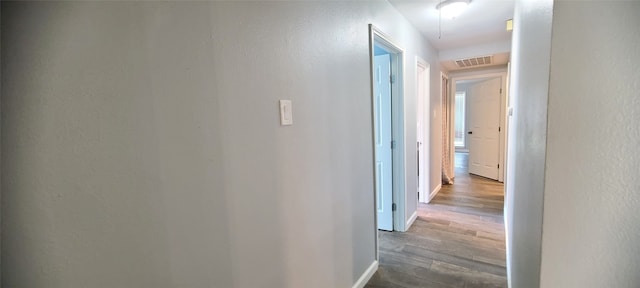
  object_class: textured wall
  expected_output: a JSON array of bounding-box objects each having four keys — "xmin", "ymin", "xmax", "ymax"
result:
[
  {"xmin": 1, "ymin": 1, "xmax": 439, "ymax": 287},
  {"xmin": 541, "ymin": 2, "xmax": 640, "ymax": 287},
  {"xmin": 2, "ymin": 3, "xmax": 235, "ymax": 287},
  {"xmin": 505, "ymin": 0, "xmax": 553, "ymax": 287}
]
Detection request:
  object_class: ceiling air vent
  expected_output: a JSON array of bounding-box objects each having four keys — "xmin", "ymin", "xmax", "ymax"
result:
[{"xmin": 455, "ymin": 56, "xmax": 492, "ymax": 68}]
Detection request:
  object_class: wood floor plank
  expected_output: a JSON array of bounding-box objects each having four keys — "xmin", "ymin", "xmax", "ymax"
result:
[{"xmin": 366, "ymin": 153, "xmax": 507, "ymax": 288}]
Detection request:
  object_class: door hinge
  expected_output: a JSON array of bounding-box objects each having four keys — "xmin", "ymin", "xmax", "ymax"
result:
[
  {"xmin": 392, "ymin": 203, "xmax": 397, "ymax": 211},
  {"xmin": 499, "ymin": 126, "xmax": 501, "ymax": 132},
  {"xmin": 498, "ymin": 164, "xmax": 500, "ymax": 169},
  {"xmin": 500, "ymin": 88, "xmax": 502, "ymax": 94},
  {"xmin": 391, "ymin": 75, "xmax": 396, "ymax": 84},
  {"xmin": 391, "ymin": 140, "xmax": 396, "ymax": 149}
]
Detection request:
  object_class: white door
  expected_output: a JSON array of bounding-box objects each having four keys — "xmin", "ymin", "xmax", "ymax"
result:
[
  {"xmin": 468, "ymin": 77, "xmax": 501, "ymax": 180},
  {"xmin": 374, "ymin": 53, "xmax": 393, "ymax": 231},
  {"xmin": 416, "ymin": 63, "xmax": 426, "ymax": 203}
]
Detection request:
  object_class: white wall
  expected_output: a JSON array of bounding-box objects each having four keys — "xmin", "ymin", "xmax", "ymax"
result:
[
  {"xmin": 439, "ymin": 41, "xmax": 512, "ymax": 64},
  {"xmin": 505, "ymin": 0, "xmax": 553, "ymax": 287},
  {"xmin": 1, "ymin": 1, "xmax": 439, "ymax": 287},
  {"xmin": 541, "ymin": 2, "xmax": 640, "ymax": 287},
  {"xmin": 450, "ymin": 66, "xmax": 508, "ymax": 79}
]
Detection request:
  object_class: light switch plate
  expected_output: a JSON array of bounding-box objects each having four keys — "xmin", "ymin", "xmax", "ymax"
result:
[{"xmin": 279, "ymin": 100, "xmax": 293, "ymax": 126}]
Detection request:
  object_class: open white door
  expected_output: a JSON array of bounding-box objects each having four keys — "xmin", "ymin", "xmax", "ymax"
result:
[
  {"xmin": 374, "ymin": 53, "xmax": 393, "ymax": 231},
  {"xmin": 468, "ymin": 77, "xmax": 501, "ymax": 180}
]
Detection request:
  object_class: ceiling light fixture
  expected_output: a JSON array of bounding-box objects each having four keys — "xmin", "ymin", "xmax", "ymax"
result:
[{"xmin": 436, "ymin": 0, "xmax": 471, "ymax": 19}]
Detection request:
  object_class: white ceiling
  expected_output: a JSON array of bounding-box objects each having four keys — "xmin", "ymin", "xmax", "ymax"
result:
[{"xmin": 389, "ymin": 0, "xmax": 514, "ymax": 70}]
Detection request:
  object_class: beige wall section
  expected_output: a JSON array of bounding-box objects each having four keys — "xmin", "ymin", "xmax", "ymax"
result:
[
  {"xmin": 541, "ymin": 2, "xmax": 640, "ymax": 287},
  {"xmin": 1, "ymin": 2, "xmax": 440, "ymax": 287}
]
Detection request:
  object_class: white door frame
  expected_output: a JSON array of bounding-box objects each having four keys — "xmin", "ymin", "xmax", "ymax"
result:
[
  {"xmin": 368, "ymin": 24, "xmax": 406, "ymax": 260},
  {"xmin": 451, "ymin": 71, "xmax": 508, "ymax": 182},
  {"xmin": 416, "ymin": 57, "xmax": 430, "ymax": 203}
]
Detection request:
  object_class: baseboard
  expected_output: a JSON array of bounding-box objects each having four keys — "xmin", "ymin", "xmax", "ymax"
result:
[
  {"xmin": 406, "ymin": 211, "xmax": 418, "ymax": 229},
  {"xmin": 427, "ymin": 184, "xmax": 442, "ymax": 203},
  {"xmin": 352, "ymin": 260, "xmax": 378, "ymax": 288}
]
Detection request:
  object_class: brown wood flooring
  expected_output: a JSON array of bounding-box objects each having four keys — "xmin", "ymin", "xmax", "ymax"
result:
[{"xmin": 365, "ymin": 152, "xmax": 507, "ymax": 288}]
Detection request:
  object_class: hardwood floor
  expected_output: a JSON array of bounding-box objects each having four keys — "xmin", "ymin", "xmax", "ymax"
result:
[{"xmin": 365, "ymin": 152, "xmax": 507, "ymax": 288}]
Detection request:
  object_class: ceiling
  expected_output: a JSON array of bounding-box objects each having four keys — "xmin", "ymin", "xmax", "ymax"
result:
[{"xmin": 389, "ymin": 0, "xmax": 514, "ymax": 71}]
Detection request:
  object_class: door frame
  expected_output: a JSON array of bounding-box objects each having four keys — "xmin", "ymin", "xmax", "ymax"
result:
[
  {"xmin": 368, "ymin": 24, "xmax": 406, "ymax": 260},
  {"xmin": 416, "ymin": 57, "xmax": 430, "ymax": 203},
  {"xmin": 451, "ymin": 71, "xmax": 508, "ymax": 182},
  {"xmin": 441, "ymin": 72, "xmax": 455, "ymax": 181}
]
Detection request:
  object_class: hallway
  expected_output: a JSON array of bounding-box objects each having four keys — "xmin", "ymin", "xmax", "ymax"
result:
[{"xmin": 366, "ymin": 153, "xmax": 507, "ymax": 287}]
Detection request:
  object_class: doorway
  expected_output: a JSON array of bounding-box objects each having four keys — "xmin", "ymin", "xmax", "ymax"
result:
[
  {"xmin": 416, "ymin": 58, "xmax": 430, "ymax": 203},
  {"xmin": 373, "ymin": 50, "xmax": 393, "ymax": 231},
  {"xmin": 369, "ymin": 25, "xmax": 405, "ymax": 237},
  {"xmin": 452, "ymin": 73, "xmax": 508, "ymax": 182}
]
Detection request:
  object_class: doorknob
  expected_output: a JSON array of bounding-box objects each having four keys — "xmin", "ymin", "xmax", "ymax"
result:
[{"xmin": 468, "ymin": 131, "xmax": 473, "ymax": 134}]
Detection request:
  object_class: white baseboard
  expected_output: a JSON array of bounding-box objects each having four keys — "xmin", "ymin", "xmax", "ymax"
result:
[
  {"xmin": 427, "ymin": 184, "xmax": 442, "ymax": 203},
  {"xmin": 352, "ymin": 260, "xmax": 378, "ymax": 288},
  {"xmin": 406, "ymin": 211, "xmax": 418, "ymax": 229}
]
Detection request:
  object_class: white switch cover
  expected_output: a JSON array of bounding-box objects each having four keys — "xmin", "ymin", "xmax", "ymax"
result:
[{"xmin": 279, "ymin": 100, "xmax": 293, "ymax": 126}]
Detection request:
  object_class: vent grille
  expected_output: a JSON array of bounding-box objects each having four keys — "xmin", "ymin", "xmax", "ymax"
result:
[{"xmin": 455, "ymin": 56, "xmax": 492, "ymax": 68}]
